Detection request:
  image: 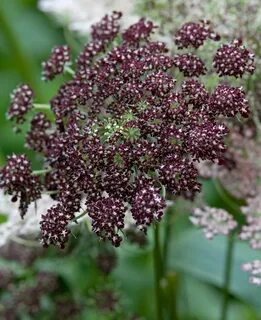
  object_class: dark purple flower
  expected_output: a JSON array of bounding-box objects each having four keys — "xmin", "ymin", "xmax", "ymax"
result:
[
  {"xmin": 88, "ymin": 197, "xmax": 126, "ymax": 247},
  {"xmin": 0, "ymin": 154, "xmax": 42, "ymax": 218},
  {"xmin": 185, "ymin": 121, "xmax": 228, "ymax": 161},
  {"xmin": 175, "ymin": 20, "xmax": 220, "ymax": 49},
  {"xmin": 159, "ymin": 156, "xmax": 200, "ymax": 195},
  {"xmin": 131, "ymin": 177, "xmax": 165, "ymax": 231},
  {"xmin": 42, "ymin": 45, "xmax": 70, "ymax": 81},
  {"xmin": 209, "ymin": 84, "xmax": 249, "ymax": 118},
  {"xmin": 213, "ymin": 39, "xmax": 255, "ymax": 77},
  {"xmin": 8, "ymin": 84, "xmax": 33, "ymax": 125},
  {"xmin": 91, "ymin": 11, "xmax": 121, "ymax": 44},
  {"xmin": 26, "ymin": 112, "xmax": 51, "ymax": 152},
  {"xmin": 173, "ymin": 54, "xmax": 207, "ymax": 77},
  {"xmin": 123, "ymin": 18, "xmax": 156, "ymax": 44},
  {"xmin": 40, "ymin": 204, "xmax": 73, "ymax": 249},
  {"xmin": 179, "ymin": 79, "xmax": 209, "ymax": 108},
  {"xmin": 4, "ymin": 13, "xmax": 256, "ymax": 248}
]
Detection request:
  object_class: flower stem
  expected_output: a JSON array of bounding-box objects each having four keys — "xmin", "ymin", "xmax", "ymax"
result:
[
  {"xmin": 153, "ymin": 223, "xmax": 163, "ymax": 320},
  {"xmin": 10, "ymin": 235, "xmax": 40, "ymax": 248},
  {"xmin": 33, "ymin": 104, "xmax": 51, "ymax": 110},
  {"xmin": 64, "ymin": 65, "xmax": 75, "ymax": 76},
  {"xmin": 32, "ymin": 168, "xmax": 51, "ymax": 176},
  {"xmin": 220, "ymin": 233, "xmax": 235, "ymax": 320},
  {"xmin": 73, "ymin": 211, "xmax": 88, "ymax": 223}
]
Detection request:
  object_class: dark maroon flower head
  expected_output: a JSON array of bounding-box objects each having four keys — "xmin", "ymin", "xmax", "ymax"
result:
[
  {"xmin": 144, "ymin": 71, "xmax": 176, "ymax": 96},
  {"xmin": 180, "ymin": 79, "xmax": 209, "ymax": 108},
  {"xmin": 8, "ymin": 84, "xmax": 33, "ymax": 125},
  {"xmin": 131, "ymin": 177, "xmax": 165, "ymax": 231},
  {"xmin": 4, "ymin": 13, "xmax": 256, "ymax": 248},
  {"xmin": 159, "ymin": 156, "xmax": 200, "ymax": 195},
  {"xmin": 186, "ymin": 121, "xmax": 228, "ymax": 161},
  {"xmin": 91, "ymin": 11, "xmax": 122, "ymax": 44},
  {"xmin": 26, "ymin": 112, "xmax": 51, "ymax": 153},
  {"xmin": 40, "ymin": 204, "xmax": 73, "ymax": 249},
  {"xmin": 123, "ymin": 18, "xmax": 157, "ymax": 44},
  {"xmin": 173, "ymin": 54, "xmax": 207, "ymax": 77},
  {"xmin": 0, "ymin": 154, "xmax": 42, "ymax": 218},
  {"xmin": 88, "ymin": 197, "xmax": 126, "ymax": 246},
  {"xmin": 213, "ymin": 39, "xmax": 255, "ymax": 77},
  {"xmin": 209, "ymin": 84, "xmax": 250, "ymax": 118},
  {"xmin": 175, "ymin": 20, "xmax": 220, "ymax": 49},
  {"xmin": 42, "ymin": 45, "xmax": 70, "ymax": 81}
]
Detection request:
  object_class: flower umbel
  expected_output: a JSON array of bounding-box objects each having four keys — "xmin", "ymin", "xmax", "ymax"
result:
[
  {"xmin": 2, "ymin": 13, "xmax": 255, "ymax": 248},
  {"xmin": 191, "ymin": 207, "xmax": 237, "ymax": 239}
]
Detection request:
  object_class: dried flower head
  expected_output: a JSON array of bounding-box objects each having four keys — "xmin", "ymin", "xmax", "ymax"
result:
[{"xmin": 191, "ymin": 207, "xmax": 237, "ymax": 239}]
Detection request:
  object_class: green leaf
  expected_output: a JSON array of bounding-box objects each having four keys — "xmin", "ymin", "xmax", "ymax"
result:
[{"xmin": 168, "ymin": 229, "xmax": 261, "ymax": 313}]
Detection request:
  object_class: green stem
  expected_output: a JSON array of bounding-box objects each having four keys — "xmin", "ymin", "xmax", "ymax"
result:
[
  {"xmin": 33, "ymin": 104, "xmax": 51, "ymax": 110},
  {"xmin": 73, "ymin": 211, "xmax": 88, "ymax": 223},
  {"xmin": 153, "ymin": 223, "xmax": 163, "ymax": 320},
  {"xmin": 10, "ymin": 235, "xmax": 40, "ymax": 248},
  {"xmin": 43, "ymin": 190, "xmax": 58, "ymax": 195},
  {"xmin": 220, "ymin": 233, "xmax": 235, "ymax": 320},
  {"xmin": 32, "ymin": 168, "xmax": 51, "ymax": 176},
  {"xmin": 163, "ymin": 208, "xmax": 172, "ymax": 273},
  {"xmin": 64, "ymin": 65, "xmax": 75, "ymax": 76},
  {"xmin": 0, "ymin": 5, "xmax": 43, "ymax": 100}
]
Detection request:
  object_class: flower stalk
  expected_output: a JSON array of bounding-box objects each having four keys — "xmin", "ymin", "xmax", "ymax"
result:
[
  {"xmin": 32, "ymin": 168, "xmax": 51, "ymax": 176},
  {"xmin": 220, "ymin": 232, "xmax": 235, "ymax": 320},
  {"xmin": 33, "ymin": 104, "xmax": 51, "ymax": 110},
  {"xmin": 153, "ymin": 223, "xmax": 163, "ymax": 320}
]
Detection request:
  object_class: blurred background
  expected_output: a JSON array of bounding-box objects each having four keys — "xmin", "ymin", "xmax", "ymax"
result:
[{"xmin": 0, "ymin": 1, "xmax": 261, "ymax": 319}]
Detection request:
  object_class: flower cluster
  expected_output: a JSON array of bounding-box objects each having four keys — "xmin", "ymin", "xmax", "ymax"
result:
[
  {"xmin": 240, "ymin": 191, "xmax": 261, "ymax": 250},
  {"xmin": 213, "ymin": 39, "xmax": 255, "ymax": 77},
  {"xmin": 42, "ymin": 45, "xmax": 71, "ymax": 81},
  {"xmin": 209, "ymin": 85, "xmax": 250, "ymax": 118},
  {"xmin": 1, "ymin": 272, "xmax": 58, "ymax": 319},
  {"xmin": 190, "ymin": 207, "xmax": 237, "ymax": 239},
  {"xmin": 0, "ymin": 155, "xmax": 42, "ymax": 218},
  {"xmin": 173, "ymin": 53, "xmax": 206, "ymax": 77},
  {"xmin": 26, "ymin": 112, "xmax": 51, "ymax": 152},
  {"xmin": 2, "ymin": 13, "xmax": 255, "ymax": 248},
  {"xmin": 7, "ymin": 84, "xmax": 33, "ymax": 125},
  {"xmin": 175, "ymin": 20, "xmax": 220, "ymax": 49},
  {"xmin": 242, "ymin": 260, "xmax": 261, "ymax": 286},
  {"xmin": 197, "ymin": 126, "xmax": 261, "ymax": 199}
]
